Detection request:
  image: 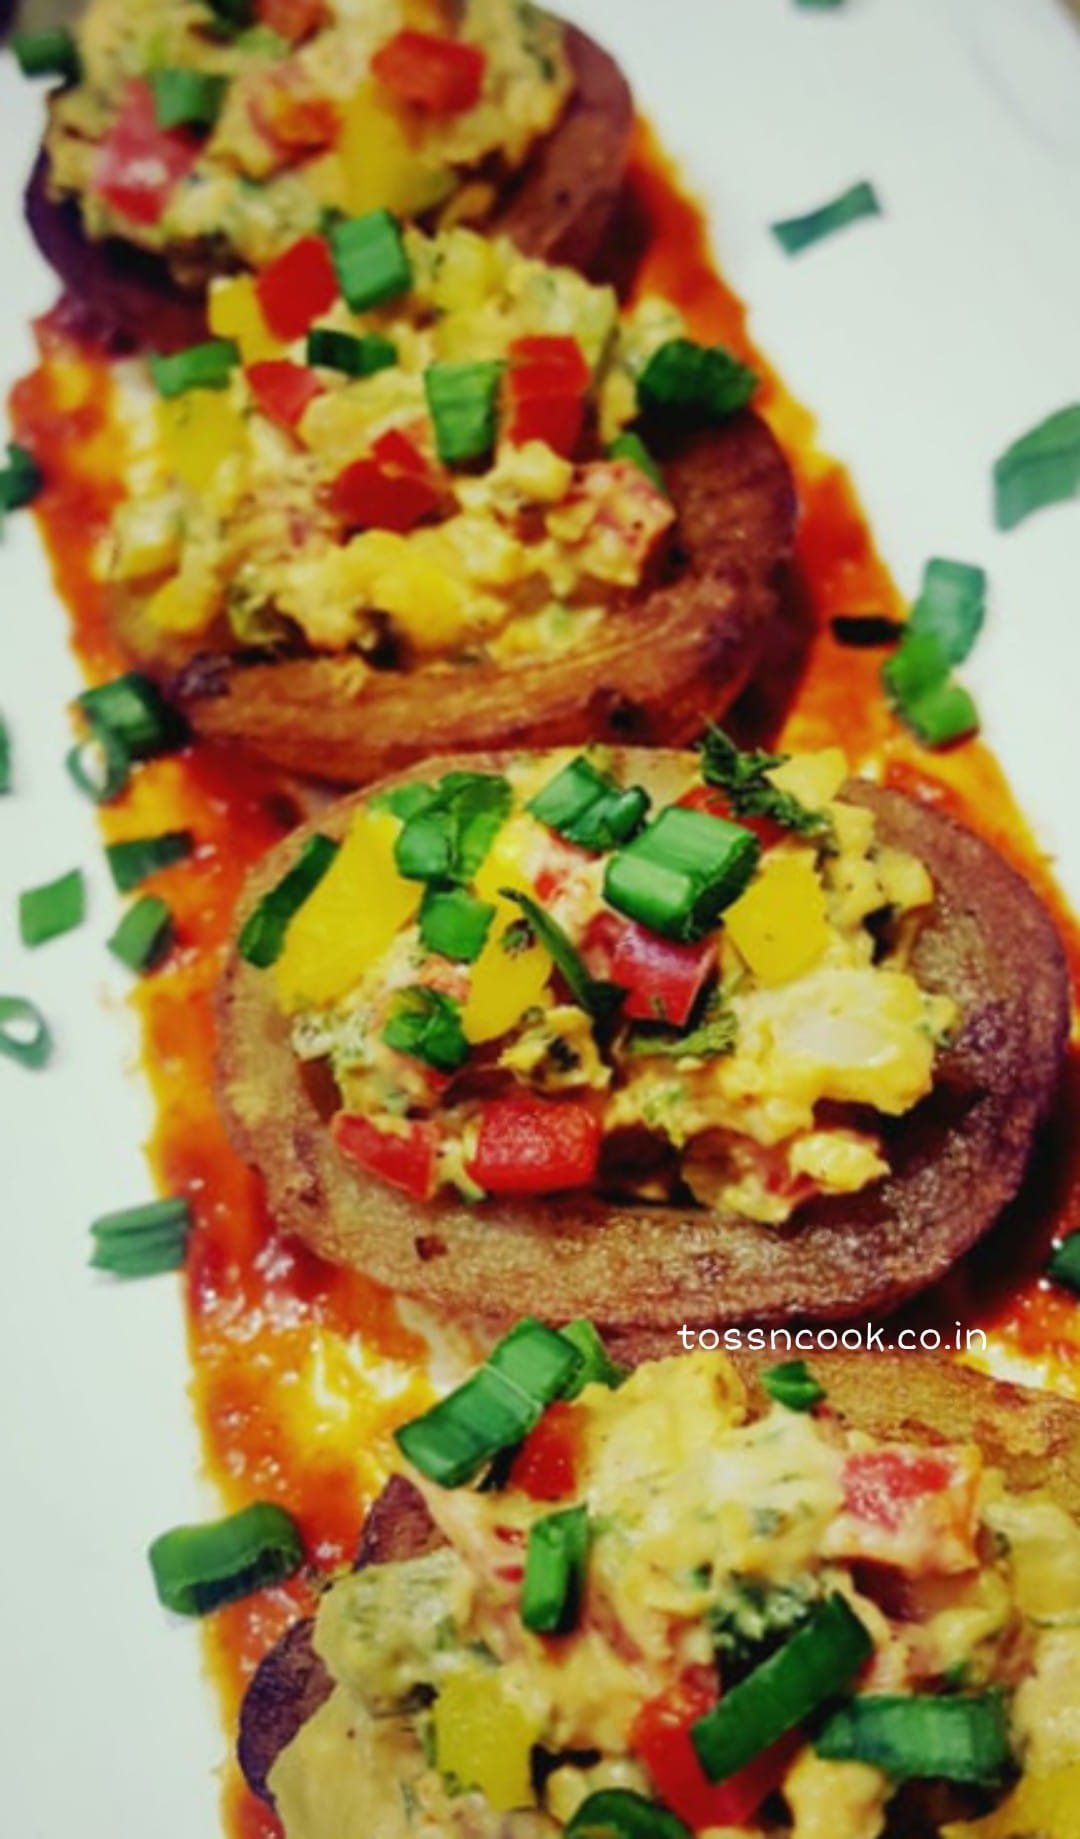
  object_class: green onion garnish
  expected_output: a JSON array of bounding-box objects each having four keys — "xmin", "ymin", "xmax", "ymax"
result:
[
  {"xmin": 19, "ymin": 869, "xmax": 86, "ymax": 947},
  {"xmin": 894, "ymin": 678, "xmax": 979, "ymax": 749},
  {"xmin": 11, "ymin": 26, "xmax": 80, "ymax": 80},
  {"xmin": 393, "ymin": 772, "xmax": 512, "ymax": 886},
  {"xmin": 150, "ymin": 68, "xmax": 228, "ymax": 131},
  {"xmin": 882, "ymin": 635, "xmax": 979, "ymax": 748},
  {"xmin": 0, "ymin": 995, "xmax": 53, "ymax": 1070},
  {"xmin": 521, "ymin": 1504, "xmax": 590, "ymax": 1635},
  {"xmin": 149, "ymin": 340, "xmax": 239, "ymax": 400},
  {"xmin": 499, "ymin": 888, "xmax": 624, "ymax": 1026},
  {"xmin": 815, "ymin": 1692, "xmax": 1012, "ymax": 1786},
  {"xmin": 148, "ymin": 1500, "xmax": 304, "ymax": 1617},
  {"xmin": 108, "ymin": 895, "xmax": 174, "ymax": 974},
  {"xmin": 305, "ymin": 327, "xmax": 397, "ymax": 377},
  {"xmin": 604, "ymin": 805, "xmax": 760, "ymax": 942},
  {"xmin": 419, "ymin": 886, "xmax": 494, "ymax": 964},
  {"xmin": 606, "ymin": 432, "xmax": 667, "ymax": 494},
  {"xmin": 558, "ymin": 1318, "xmax": 628, "ymax": 1397},
  {"xmin": 0, "ymin": 714, "xmax": 10, "ymax": 794},
  {"xmin": 382, "ymin": 985, "xmax": 468, "ymax": 1073},
  {"xmin": 761, "ymin": 1359, "xmax": 825, "ymax": 1412},
  {"xmin": 906, "ymin": 559, "xmax": 986, "ymax": 665},
  {"xmin": 329, "ymin": 209, "xmax": 411, "ymax": 311},
  {"xmin": 692, "ymin": 1594, "xmax": 873, "ymax": 1781},
  {"xmin": 77, "ymin": 671, "xmax": 187, "ymax": 760},
  {"xmin": 65, "ymin": 729, "xmax": 131, "ymax": 804},
  {"xmin": 1048, "ymin": 1234, "xmax": 1080, "ymax": 1294},
  {"xmin": 831, "ymin": 613, "xmax": 904, "ymax": 648},
  {"xmin": 701, "ymin": 727, "xmax": 831, "ymax": 839},
  {"xmin": 638, "ymin": 338, "xmax": 757, "ymax": 424},
  {"xmin": 425, "ymin": 361, "xmax": 503, "ymax": 466},
  {"xmin": 0, "ymin": 441, "xmax": 43, "ymax": 513},
  {"xmin": 237, "ymin": 833, "xmax": 339, "ymax": 969},
  {"xmin": 395, "ymin": 1318, "xmax": 584, "ymax": 1488},
  {"xmin": 106, "ymin": 830, "xmax": 194, "ymax": 892},
  {"xmin": 994, "ymin": 404, "xmax": 1080, "ymax": 532},
  {"xmin": 566, "ymin": 1789, "xmax": 691, "ymax": 1839},
  {"xmin": 772, "ymin": 180, "xmax": 881, "ymax": 255},
  {"xmin": 89, "ymin": 1196, "xmax": 192, "ymax": 1278},
  {"xmin": 528, "ymin": 755, "xmax": 651, "ymax": 853}
]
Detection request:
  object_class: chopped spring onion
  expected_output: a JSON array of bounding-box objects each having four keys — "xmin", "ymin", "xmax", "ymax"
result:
[
  {"xmin": 607, "ymin": 432, "xmax": 667, "ymax": 494},
  {"xmin": 149, "ymin": 340, "xmax": 239, "ymax": 399},
  {"xmin": 11, "ymin": 27, "xmax": 80, "ymax": 80},
  {"xmin": 89, "ymin": 1196, "xmax": 192, "ymax": 1278},
  {"xmin": 761, "ymin": 1359, "xmax": 825, "ymax": 1412},
  {"xmin": 883, "ymin": 635, "xmax": 979, "ymax": 748},
  {"xmin": 305, "ymin": 327, "xmax": 397, "ymax": 377},
  {"xmin": 638, "ymin": 338, "xmax": 757, "ymax": 423},
  {"xmin": 528, "ymin": 755, "xmax": 651, "ymax": 853},
  {"xmin": 148, "ymin": 1500, "xmax": 304, "ymax": 1617},
  {"xmin": 906, "ymin": 558, "xmax": 986, "ymax": 665},
  {"xmin": 106, "ymin": 830, "xmax": 194, "ymax": 892},
  {"xmin": 425, "ymin": 361, "xmax": 503, "ymax": 466},
  {"xmin": 77, "ymin": 671, "xmax": 187, "ymax": 761},
  {"xmin": 815, "ymin": 1692, "xmax": 1012, "ymax": 1786},
  {"xmin": 396, "ymin": 1317, "xmax": 584, "ymax": 1487},
  {"xmin": 237, "ymin": 833, "xmax": 339, "ymax": 969},
  {"xmin": 65, "ymin": 729, "xmax": 130, "ymax": 804},
  {"xmin": 499, "ymin": 889, "xmax": 624, "ymax": 1026},
  {"xmin": 604, "ymin": 806, "xmax": 760, "ymax": 943},
  {"xmin": 0, "ymin": 995, "xmax": 53, "ymax": 1070},
  {"xmin": 701, "ymin": 727, "xmax": 832, "ymax": 839},
  {"xmin": 150, "ymin": 68, "xmax": 227, "ymax": 131},
  {"xmin": 692, "ymin": 1594, "xmax": 873, "ymax": 1781},
  {"xmin": 0, "ymin": 714, "xmax": 9, "ymax": 794},
  {"xmin": 566, "ymin": 1789, "xmax": 691, "ymax": 1839},
  {"xmin": 382, "ymin": 985, "xmax": 468, "ymax": 1073},
  {"xmin": 558, "ymin": 1318, "xmax": 628, "ymax": 1397},
  {"xmin": 0, "ymin": 441, "xmax": 43, "ymax": 513},
  {"xmin": 19, "ymin": 869, "xmax": 86, "ymax": 947},
  {"xmin": 994, "ymin": 404, "xmax": 1080, "ymax": 532},
  {"xmin": 1048, "ymin": 1234, "xmax": 1080, "ymax": 1294},
  {"xmin": 394, "ymin": 772, "xmax": 511, "ymax": 886},
  {"xmin": 521, "ymin": 1504, "xmax": 590, "ymax": 1634},
  {"xmin": 898, "ymin": 679, "xmax": 979, "ymax": 749},
  {"xmin": 329, "ymin": 209, "xmax": 411, "ymax": 311},
  {"xmin": 108, "ymin": 895, "xmax": 174, "ymax": 974},
  {"xmin": 419, "ymin": 886, "xmax": 495, "ymax": 964},
  {"xmin": 831, "ymin": 613, "xmax": 904, "ymax": 648},
  {"xmin": 772, "ymin": 180, "xmax": 881, "ymax": 255}
]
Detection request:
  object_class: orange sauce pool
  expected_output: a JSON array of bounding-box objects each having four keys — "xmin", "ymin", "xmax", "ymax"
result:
[{"xmin": 10, "ymin": 119, "xmax": 1080, "ymax": 1837}]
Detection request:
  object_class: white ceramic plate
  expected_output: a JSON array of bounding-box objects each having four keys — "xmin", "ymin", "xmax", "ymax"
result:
[{"xmin": 2, "ymin": 1, "xmax": 1079, "ymax": 1830}]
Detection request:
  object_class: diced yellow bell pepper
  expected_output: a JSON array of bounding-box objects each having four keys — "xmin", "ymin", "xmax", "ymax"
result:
[
  {"xmin": 208, "ymin": 275, "xmax": 283, "ymax": 365},
  {"xmin": 339, "ymin": 81, "xmax": 456, "ymax": 218},
  {"xmin": 158, "ymin": 391, "xmax": 245, "ymax": 492},
  {"xmin": 146, "ymin": 569, "xmax": 221, "ymax": 636},
  {"xmin": 463, "ymin": 818, "xmax": 552, "ymax": 1043},
  {"xmin": 341, "ymin": 531, "xmax": 471, "ymax": 652},
  {"xmin": 724, "ymin": 852, "xmax": 830, "ymax": 986},
  {"xmin": 942, "ymin": 1767, "xmax": 1080, "ymax": 1839},
  {"xmin": 433, "ymin": 1669, "xmax": 540, "ymax": 1813},
  {"xmin": 275, "ymin": 809, "xmax": 420, "ymax": 1012}
]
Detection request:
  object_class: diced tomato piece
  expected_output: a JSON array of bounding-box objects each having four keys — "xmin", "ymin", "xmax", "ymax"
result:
[
  {"xmin": 92, "ymin": 80, "xmax": 200, "ymax": 228},
  {"xmin": 255, "ymin": 235, "xmax": 338, "ymax": 342},
  {"xmin": 257, "ymin": 0, "xmax": 327, "ymax": 44},
  {"xmin": 678, "ymin": 783, "xmax": 786, "ymax": 852},
  {"xmin": 506, "ymin": 335, "xmax": 589, "ymax": 457},
  {"xmin": 507, "ymin": 394, "xmax": 585, "ymax": 457},
  {"xmin": 468, "ymin": 1097, "xmax": 601, "ymax": 1197},
  {"xmin": 332, "ymin": 1112, "xmax": 439, "ymax": 1201},
  {"xmin": 508, "ymin": 1401, "xmax": 584, "ymax": 1502},
  {"xmin": 631, "ymin": 1669, "xmax": 796, "ymax": 1831},
  {"xmin": 330, "ymin": 431, "xmax": 443, "ymax": 534},
  {"xmin": 372, "ymin": 29, "xmax": 486, "ymax": 115},
  {"xmin": 825, "ymin": 1445, "xmax": 982, "ymax": 1575},
  {"xmin": 509, "ymin": 336, "xmax": 591, "ymax": 396},
  {"xmin": 607, "ymin": 919, "xmax": 717, "ymax": 1028},
  {"xmin": 246, "ymin": 360, "xmax": 323, "ymax": 430},
  {"xmin": 252, "ymin": 75, "xmax": 339, "ymax": 154}
]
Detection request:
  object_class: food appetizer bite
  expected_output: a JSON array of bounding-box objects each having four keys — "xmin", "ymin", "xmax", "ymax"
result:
[
  {"xmin": 239, "ymin": 1327, "xmax": 1080, "ymax": 1839},
  {"xmin": 104, "ymin": 230, "xmax": 794, "ymax": 779},
  {"xmin": 218, "ymin": 736, "xmax": 1068, "ymax": 1325},
  {"xmin": 24, "ymin": 0, "xmax": 632, "ymax": 350}
]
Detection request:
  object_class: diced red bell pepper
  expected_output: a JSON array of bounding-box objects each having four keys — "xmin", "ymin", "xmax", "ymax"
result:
[
  {"xmin": 246, "ymin": 360, "xmax": 323, "ymax": 430},
  {"xmin": 607, "ymin": 918, "xmax": 717, "ymax": 1027},
  {"xmin": 468, "ymin": 1096, "xmax": 601, "ymax": 1197},
  {"xmin": 255, "ymin": 234, "xmax": 339, "ymax": 342},
  {"xmin": 506, "ymin": 335, "xmax": 590, "ymax": 458},
  {"xmin": 826, "ymin": 1444, "xmax": 982, "ymax": 1575},
  {"xmin": 332, "ymin": 1112, "xmax": 439, "ymax": 1202},
  {"xmin": 371, "ymin": 29, "xmax": 487, "ymax": 116},
  {"xmin": 329, "ymin": 430, "xmax": 443, "ymax": 534},
  {"xmin": 510, "ymin": 336, "xmax": 591, "ymax": 395},
  {"xmin": 631, "ymin": 1669, "xmax": 797, "ymax": 1831},
  {"xmin": 257, "ymin": 0, "xmax": 327, "ymax": 45},
  {"xmin": 92, "ymin": 80, "xmax": 201, "ymax": 228},
  {"xmin": 508, "ymin": 1401, "xmax": 584, "ymax": 1502},
  {"xmin": 678, "ymin": 783, "xmax": 787, "ymax": 852}
]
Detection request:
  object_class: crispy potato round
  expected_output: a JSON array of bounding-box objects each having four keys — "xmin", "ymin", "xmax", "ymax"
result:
[{"xmin": 217, "ymin": 749, "xmax": 1069, "ymax": 1327}]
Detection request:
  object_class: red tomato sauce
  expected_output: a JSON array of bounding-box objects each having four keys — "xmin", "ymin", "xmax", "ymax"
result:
[{"xmin": 9, "ymin": 122, "xmax": 1080, "ymax": 1836}]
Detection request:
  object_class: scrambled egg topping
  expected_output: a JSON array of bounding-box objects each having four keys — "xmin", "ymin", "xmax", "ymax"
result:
[
  {"xmin": 109, "ymin": 228, "xmax": 681, "ymax": 666},
  {"xmin": 47, "ymin": 0, "xmax": 571, "ymax": 273},
  {"xmin": 268, "ymin": 1348, "xmax": 1080, "ymax": 1839},
  {"xmin": 276, "ymin": 742, "xmax": 956, "ymax": 1226}
]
